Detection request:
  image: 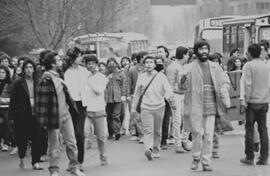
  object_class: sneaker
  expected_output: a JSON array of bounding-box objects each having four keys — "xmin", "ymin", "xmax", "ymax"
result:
[
  {"xmin": 100, "ymin": 155, "xmax": 108, "ymax": 166},
  {"xmin": 10, "ymin": 147, "xmax": 18, "ymax": 155},
  {"xmin": 1, "ymin": 144, "xmax": 8, "ymax": 151},
  {"xmin": 138, "ymin": 137, "xmax": 144, "ymax": 144},
  {"xmin": 240, "ymin": 158, "xmax": 254, "ymax": 165},
  {"xmin": 161, "ymin": 144, "xmax": 168, "ymax": 150},
  {"xmin": 115, "ymin": 133, "xmax": 121, "ymax": 140},
  {"xmin": 191, "ymin": 159, "xmax": 200, "ymax": 170},
  {"xmin": 212, "ymin": 152, "xmax": 220, "ymax": 159},
  {"xmin": 175, "ymin": 146, "xmax": 185, "ymax": 153},
  {"xmin": 168, "ymin": 138, "xmax": 175, "ymax": 145},
  {"xmin": 144, "ymin": 149, "xmax": 153, "ymax": 161},
  {"xmin": 182, "ymin": 140, "xmax": 192, "ymax": 151},
  {"xmin": 256, "ymin": 157, "xmax": 268, "ymax": 165},
  {"xmin": 50, "ymin": 171, "xmax": 59, "ymax": 176},
  {"xmin": 129, "ymin": 136, "xmax": 139, "ymax": 141},
  {"xmin": 32, "ymin": 163, "xmax": 43, "ymax": 170},
  {"xmin": 71, "ymin": 168, "xmax": 85, "ymax": 176},
  {"xmin": 152, "ymin": 153, "xmax": 161, "ymax": 159},
  {"xmin": 79, "ymin": 164, "xmax": 84, "ymax": 172},
  {"xmin": 202, "ymin": 164, "xmax": 213, "ymax": 171}
]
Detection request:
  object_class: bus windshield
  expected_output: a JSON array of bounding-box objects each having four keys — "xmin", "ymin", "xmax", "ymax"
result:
[
  {"xmin": 99, "ymin": 41, "xmax": 127, "ymax": 59},
  {"xmin": 259, "ymin": 26, "xmax": 270, "ymax": 45},
  {"xmin": 201, "ymin": 29, "xmax": 223, "ymax": 53}
]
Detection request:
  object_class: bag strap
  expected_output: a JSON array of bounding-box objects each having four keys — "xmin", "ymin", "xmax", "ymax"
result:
[{"xmin": 141, "ymin": 73, "xmax": 159, "ymax": 97}]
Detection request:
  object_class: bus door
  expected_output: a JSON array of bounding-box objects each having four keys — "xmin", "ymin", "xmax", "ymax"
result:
[{"xmin": 226, "ymin": 70, "xmax": 245, "ymax": 121}]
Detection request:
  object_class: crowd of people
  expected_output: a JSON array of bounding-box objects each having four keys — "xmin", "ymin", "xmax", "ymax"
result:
[{"xmin": 0, "ymin": 40, "xmax": 269, "ymax": 176}]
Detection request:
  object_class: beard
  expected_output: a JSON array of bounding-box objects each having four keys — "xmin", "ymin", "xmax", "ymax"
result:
[{"xmin": 197, "ymin": 53, "xmax": 209, "ymax": 62}]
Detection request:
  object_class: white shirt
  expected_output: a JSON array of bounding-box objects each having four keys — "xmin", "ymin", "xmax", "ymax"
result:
[
  {"xmin": 85, "ymin": 72, "xmax": 108, "ymax": 112},
  {"xmin": 64, "ymin": 65, "xmax": 90, "ymax": 106}
]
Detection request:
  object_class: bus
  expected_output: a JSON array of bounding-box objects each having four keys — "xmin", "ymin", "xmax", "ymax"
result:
[
  {"xmin": 194, "ymin": 16, "xmax": 239, "ymax": 54},
  {"xmin": 68, "ymin": 32, "xmax": 148, "ymax": 62},
  {"xmin": 222, "ymin": 13, "xmax": 270, "ymax": 57}
]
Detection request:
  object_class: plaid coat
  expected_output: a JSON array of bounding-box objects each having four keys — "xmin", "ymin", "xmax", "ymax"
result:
[{"xmin": 36, "ymin": 72, "xmax": 78, "ymax": 129}]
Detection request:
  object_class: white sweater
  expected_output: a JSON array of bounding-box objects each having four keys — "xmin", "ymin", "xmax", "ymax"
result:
[{"xmin": 85, "ymin": 72, "xmax": 108, "ymax": 112}]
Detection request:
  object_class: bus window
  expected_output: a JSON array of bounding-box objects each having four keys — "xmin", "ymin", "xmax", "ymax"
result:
[
  {"xmin": 231, "ymin": 26, "xmax": 237, "ymax": 51},
  {"xmin": 259, "ymin": 26, "xmax": 270, "ymax": 44},
  {"xmin": 195, "ymin": 24, "xmax": 199, "ymax": 41},
  {"xmin": 223, "ymin": 26, "xmax": 231, "ymax": 54},
  {"xmin": 201, "ymin": 29, "xmax": 223, "ymax": 53}
]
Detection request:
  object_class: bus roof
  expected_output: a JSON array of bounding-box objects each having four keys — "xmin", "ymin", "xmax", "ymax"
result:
[
  {"xmin": 196, "ymin": 15, "xmax": 240, "ymax": 29},
  {"xmin": 223, "ymin": 13, "xmax": 270, "ymax": 25},
  {"xmin": 73, "ymin": 32, "xmax": 148, "ymax": 42}
]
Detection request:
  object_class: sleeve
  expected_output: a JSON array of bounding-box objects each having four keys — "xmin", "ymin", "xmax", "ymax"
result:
[
  {"xmin": 131, "ymin": 75, "xmax": 143, "ymax": 112},
  {"xmin": 8, "ymin": 82, "xmax": 19, "ymax": 121},
  {"xmin": 162, "ymin": 74, "xmax": 176, "ymax": 109},
  {"xmin": 91, "ymin": 75, "xmax": 108, "ymax": 95},
  {"xmin": 241, "ymin": 64, "xmax": 252, "ymax": 102},
  {"xmin": 120, "ymin": 72, "xmax": 126, "ymax": 97},
  {"xmin": 166, "ymin": 65, "xmax": 175, "ymax": 86}
]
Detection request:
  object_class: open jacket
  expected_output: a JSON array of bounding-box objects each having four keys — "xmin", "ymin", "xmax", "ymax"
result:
[
  {"xmin": 183, "ymin": 59, "xmax": 229, "ymax": 133},
  {"xmin": 35, "ymin": 72, "xmax": 79, "ymax": 129}
]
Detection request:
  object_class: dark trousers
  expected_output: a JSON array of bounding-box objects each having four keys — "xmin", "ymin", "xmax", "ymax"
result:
[
  {"xmin": 15, "ymin": 118, "xmax": 41, "ymax": 165},
  {"xmin": 0, "ymin": 109, "xmax": 12, "ymax": 145},
  {"xmin": 161, "ymin": 101, "xmax": 172, "ymax": 146},
  {"xmin": 106, "ymin": 102, "xmax": 122, "ymax": 136},
  {"xmin": 245, "ymin": 103, "xmax": 269, "ymax": 161},
  {"xmin": 72, "ymin": 101, "xmax": 86, "ymax": 164},
  {"xmin": 40, "ymin": 128, "xmax": 48, "ymax": 155}
]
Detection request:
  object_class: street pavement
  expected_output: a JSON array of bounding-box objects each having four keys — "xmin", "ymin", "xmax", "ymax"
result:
[{"xmin": 0, "ymin": 122, "xmax": 270, "ymax": 176}]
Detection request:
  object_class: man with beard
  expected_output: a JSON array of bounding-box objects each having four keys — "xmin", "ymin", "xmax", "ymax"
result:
[{"xmin": 184, "ymin": 41, "xmax": 229, "ymax": 171}]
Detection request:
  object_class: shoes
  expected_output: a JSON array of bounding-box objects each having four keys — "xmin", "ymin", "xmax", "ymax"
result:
[
  {"xmin": 191, "ymin": 159, "xmax": 200, "ymax": 170},
  {"xmin": 10, "ymin": 147, "xmax": 18, "ymax": 155},
  {"xmin": 202, "ymin": 164, "xmax": 213, "ymax": 171},
  {"xmin": 167, "ymin": 138, "xmax": 175, "ymax": 145},
  {"xmin": 254, "ymin": 142, "xmax": 260, "ymax": 152},
  {"xmin": 79, "ymin": 164, "xmax": 84, "ymax": 172},
  {"xmin": 100, "ymin": 155, "xmax": 108, "ymax": 166},
  {"xmin": 50, "ymin": 171, "xmax": 59, "ymax": 176},
  {"xmin": 115, "ymin": 133, "xmax": 121, "ymax": 140},
  {"xmin": 144, "ymin": 149, "xmax": 153, "ymax": 161},
  {"xmin": 32, "ymin": 163, "xmax": 43, "ymax": 170},
  {"xmin": 1, "ymin": 144, "xmax": 8, "ymax": 151},
  {"xmin": 256, "ymin": 157, "xmax": 268, "ymax": 165},
  {"xmin": 71, "ymin": 168, "xmax": 85, "ymax": 176},
  {"xmin": 18, "ymin": 159, "xmax": 24, "ymax": 169},
  {"xmin": 175, "ymin": 146, "xmax": 185, "ymax": 153},
  {"xmin": 212, "ymin": 152, "xmax": 220, "ymax": 159},
  {"xmin": 240, "ymin": 158, "xmax": 254, "ymax": 165},
  {"xmin": 152, "ymin": 153, "xmax": 161, "ymax": 158},
  {"xmin": 39, "ymin": 155, "xmax": 48, "ymax": 162},
  {"xmin": 182, "ymin": 140, "xmax": 192, "ymax": 151},
  {"xmin": 107, "ymin": 135, "xmax": 114, "ymax": 140},
  {"xmin": 138, "ymin": 137, "xmax": 144, "ymax": 144},
  {"xmin": 129, "ymin": 136, "xmax": 139, "ymax": 141},
  {"xmin": 161, "ymin": 144, "xmax": 168, "ymax": 150}
]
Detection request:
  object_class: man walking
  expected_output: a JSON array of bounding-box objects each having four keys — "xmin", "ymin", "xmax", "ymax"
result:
[
  {"xmin": 240, "ymin": 43, "xmax": 269, "ymax": 165},
  {"xmin": 184, "ymin": 41, "xmax": 229, "ymax": 171}
]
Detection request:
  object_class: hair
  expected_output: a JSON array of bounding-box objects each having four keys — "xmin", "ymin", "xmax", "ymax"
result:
[
  {"xmin": 39, "ymin": 50, "xmax": 51, "ymax": 65},
  {"xmin": 0, "ymin": 65, "xmax": 11, "ymax": 83},
  {"xmin": 98, "ymin": 62, "xmax": 106, "ymax": 67},
  {"xmin": 43, "ymin": 52, "xmax": 58, "ymax": 71},
  {"xmin": 248, "ymin": 43, "xmax": 261, "ymax": 58},
  {"xmin": 131, "ymin": 52, "xmax": 137, "ymax": 61},
  {"xmin": 229, "ymin": 48, "xmax": 239, "ymax": 57},
  {"xmin": 135, "ymin": 51, "xmax": 148, "ymax": 63},
  {"xmin": 66, "ymin": 47, "xmax": 81, "ymax": 63},
  {"xmin": 0, "ymin": 51, "xmax": 7, "ymax": 57},
  {"xmin": 143, "ymin": 55, "xmax": 156, "ymax": 64},
  {"xmin": 259, "ymin": 41, "xmax": 268, "ymax": 51},
  {"xmin": 157, "ymin": 45, "xmax": 169, "ymax": 58},
  {"xmin": 83, "ymin": 54, "xmax": 99, "ymax": 64},
  {"xmin": 260, "ymin": 40, "xmax": 269, "ymax": 51},
  {"xmin": 120, "ymin": 56, "xmax": 131, "ymax": 68},
  {"xmin": 208, "ymin": 52, "xmax": 222, "ymax": 65},
  {"xmin": 106, "ymin": 57, "xmax": 118, "ymax": 66},
  {"xmin": 175, "ymin": 46, "xmax": 188, "ymax": 60},
  {"xmin": 22, "ymin": 58, "xmax": 36, "ymax": 77},
  {"xmin": 193, "ymin": 41, "xmax": 210, "ymax": 56},
  {"xmin": 0, "ymin": 54, "xmax": 11, "ymax": 66}
]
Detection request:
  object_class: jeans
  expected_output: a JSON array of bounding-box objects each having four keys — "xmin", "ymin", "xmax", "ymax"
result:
[
  {"xmin": 87, "ymin": 111, "xmax": 107, "ymax": 159},
  {"xmin": 106, "ymin": 103, "xmax": 122, "ymax": 136},
  {"xmin": 72, "ymin": 101, "xmax": 86, "ymax": 164},
  {"xmin": 172, "ymin": 94, "xmax": 184, "ymax": 147},
  {"xmin": 161, "ymin": 101, "xmax": 172, "ymax": 145},
  {"xmin": 245, "ymin": 103, "xmax": 269, "ymax": 161},
  {"xmin": 48, "ymin": 117, "xmax": 79, "ymax": 172},
  {"xmin": 192, "ymin": 115, "xmax": 215, "ymax": 165},
  {"xmin": 141, "ymin": 107, "xmax": 165, "ymax": 153}
]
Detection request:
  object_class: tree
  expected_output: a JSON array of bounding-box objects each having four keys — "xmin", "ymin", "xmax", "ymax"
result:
[{"xmin": 0, "ymin": 0, "xmax": 127, "ymax": 52}]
